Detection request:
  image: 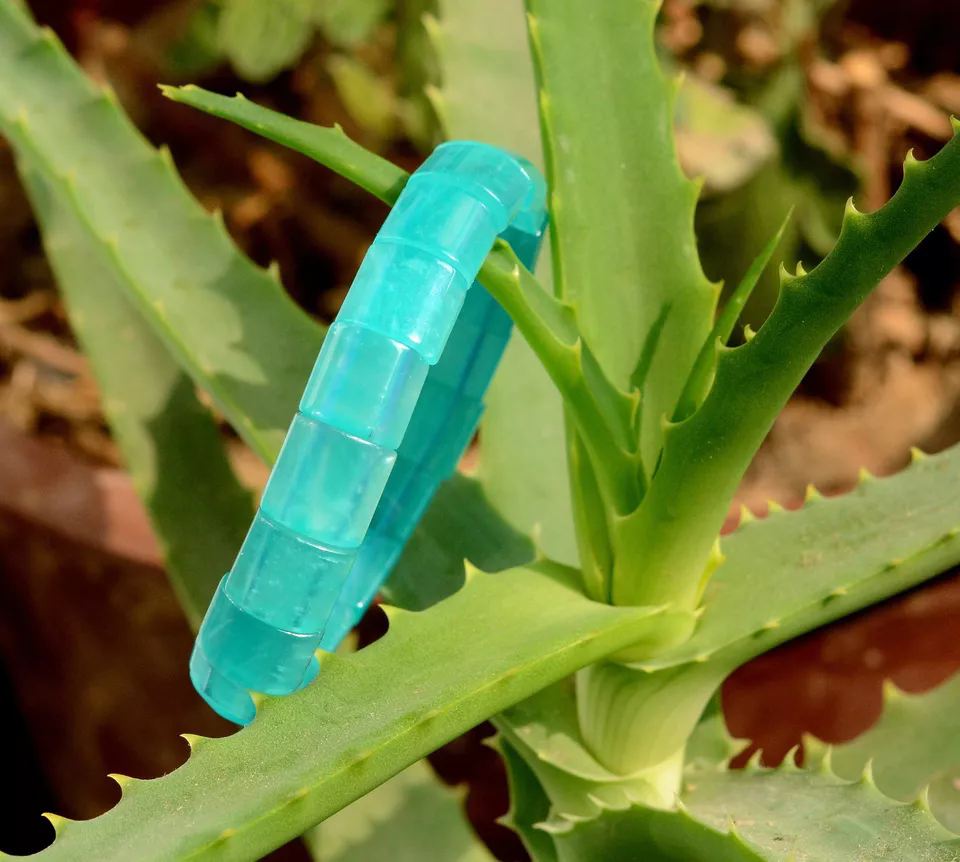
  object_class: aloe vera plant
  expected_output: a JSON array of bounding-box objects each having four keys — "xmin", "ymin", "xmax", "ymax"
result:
[{"xmin": 2, "ymin": 0, "xmax": 960, "ymax": 858}]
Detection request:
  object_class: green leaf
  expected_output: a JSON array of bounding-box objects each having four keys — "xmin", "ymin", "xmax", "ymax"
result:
[
  {"xmin": 17, "ymin": 163, "xmax": 253, "ymax": 626},
  {"xmin": 428, "ymin": 0, "xmax": 578, "ymax": 566},
  {"xmin": 811, "ymin": 674, "xmax": 960, "ymax": 832},
  {"xmin": 498, "ymin": 737, "xmax": 559, "ymax": 862},
  {"xmin": 618, "ymin": 129, "xmax": 960, "ymax": 608},
  {"xmin": 326, "ymin": 54, "xmax": 399, "ymax": 140},
  {"xmin": 0, "ymin": 0, "xmax": 324, "ymax": 465},
  {"xmin": 637, "ymin": 445, "xmax": 960, "ymax": 671},
  {"xmin": 32, "ymin": 565, "xmax": 687, "ymax": 860},
  {"xmin": 525, "ymin": 0, "xmax": 717, "ymax": 468},
  {"xmin": 218, "ymin": 0, "xmax": 315, "ymax": 82},
  {"xmin": 673, "ymin": 214, "xmax": 791, "ymax": 422},
  {"xmin": 306, "ymin": 760, "xmax": 494, "ymax": 862},
  {"xmin": 382, "ymin": 474, "xmax": 535, "ymax": 611},
  {"xmin": 313, "ymin": 0, "xmax": 390, "ymax": 49},
  {"xmin": 677, "ymin": 758, "xmax": 960, "ymax": 861},
  {"xmin": 161, "ymin": 84, "xmax": 408, "ymax": 203},
  {"xmin": 533, "ymin": 756, "xmax": 960, "ymax": 860}
]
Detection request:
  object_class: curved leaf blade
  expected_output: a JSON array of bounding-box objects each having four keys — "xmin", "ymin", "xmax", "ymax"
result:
[
  {"xmin": 526, "ymin": 0, "xmax": 717, "ymax": 466},
  {"xmin": 32, "ymin": 565, "xmax": 684, "ymax": 861},
  {"xmin": 638, "ymin": 445, "xmax": 960, "ymax": 671},
  {"xmin": 0, "ymin": 0, "xmax": 323, "ymax": 463},
  {"xmin": 18, "ymin": 164, "xmax": 253, "ymax": 624}
]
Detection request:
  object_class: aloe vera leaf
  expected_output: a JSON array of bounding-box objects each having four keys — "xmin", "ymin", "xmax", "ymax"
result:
[
  {"xmin": 0, "ymin": 0, "xmax": 324, "ymax": 464},
  {"xmin": 217, "ymin": 0, "xmax": 314, "ymax": 82},
  {"xmin": 544, "ymin": 758, "xmax": 960, "ymax": 860},
  {"xmin": 29, "ymin": 566, "xmax": 688, "ymax": 861},
  {"xmin": 305, "ymin": 759, "xmax": 494, "ymax": 862},
  {"xmin": 808, "ymin": 675, "xmax": 960, "ymax": 831},
  {"xmin": 496, "ymin": 683, "xmax": 960, "ymax": 859},
  {"xmin": 497, "ymin": 736, "xmax": 560, "ymax": 862},
  {"xmin": 381, "ymin": 473, "xmax": 535, "ymax": 611},
  {"xmin": 17, "ymin": 164, "xmax": 252, "ymax": 626},
  {"xmin": 636, "ymin": 445, "xmax": 960, "ymax": 671},
  {"xmin": 161, "ymin": 84, "xmax": 408, "ymax": 202},
  {"xmin": 525, "ymin": 0, "xmax": 717, "ymax": 470},
  {"xmin": 673, "ymin": 214, "xmax": 791, "ymax": 422},
  {"xmin": 618, "ymin": 129, "xmax": 960, "ymax": 608}
]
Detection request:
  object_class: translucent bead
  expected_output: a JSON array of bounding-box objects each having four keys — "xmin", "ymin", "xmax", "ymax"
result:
[
  {"xmin": 338, "ymin": 241, "xmax": 469, "ymax": 363},
  {"xmin": 378, "ymin": 175, "xmax": 500, "ymax": 281},
  {"xmin": 419, "ymin": 141, "xmax": 537, "ymax": 224},
  {"xmin": 196, "ymin": 577, "xmax": 321, "ymax": 695},
  {"xmin": 226, "ymin": 511, "xmax": 358, "ymax": 633},
  {"xmin": 189, "ymin": 642, "xmax": 256, "ymax": 726},
  {"xmin": 260, "ymin": 414, "xmax": 395, "ymax": 548},
  {"xmin": 300, "ymin": 322, "xmax": 429, "ymax": 449},
  {"xmin": 319, "ymin": 533, "xmax": 405, "ymax": 652}
]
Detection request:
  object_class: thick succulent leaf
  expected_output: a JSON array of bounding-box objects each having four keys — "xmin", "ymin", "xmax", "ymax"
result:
[
  {"xmin": 428, "ymin": 0, "xmax": 577, "ymax": 565},
  {"xmin": 305, "ymin": 759, "xmax": 493, "ymax": 862},
  {"xmin": 526, "ymin": 0, "xmax": 717, "ymax": 467},
  {"xmin": 541, "ymin": 759, "xmax": 960, "ymax": 860},
  {"xmin": 381, "ymin": 473, "xmax": 535, "ymax": 611},
  {"xmin": 637, "ymin": 445, "xmax": 960, "ymax": 671},
  {"xmin": 161, "ymin": 84, "xmax": 408, "ymax": 204},
  {"xmin": 29, "ymin": 565, "xmax": 687, "ymax": 861},
  {"xmin": 18, "ymin": 164, "xmax": 252, "ymax": 625},
  {"xmin": 498, "ymin": 737, "xmax": 560, "ymax": 862},
  {"xmin": 0, "ymin": 0, "xmax": 324, "ymax": 464},
  {"xmin": 673, "ymin": 215, "xmax": 790, "ymax": 422},
  {"xmin": 217, "ymin": 0, "xmax": 314, "ymax": 82},
  {"xmin": 809, "ymin": 674, "xmax": 960, "ymax": 832},
  {"xmin": 619, "ymin": 127, "xmax": 960, "ymax": 607}
]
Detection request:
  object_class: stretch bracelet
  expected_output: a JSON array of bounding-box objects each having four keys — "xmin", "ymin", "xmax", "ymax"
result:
[{"xmin": 190, "ymin": 141, "xmax": 548, "ymax": 725}]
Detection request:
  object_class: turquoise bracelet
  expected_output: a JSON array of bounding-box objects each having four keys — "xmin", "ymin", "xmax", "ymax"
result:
[{"xmin": 189, "ymin": 142, "xmax": 548, "ymax": 725}]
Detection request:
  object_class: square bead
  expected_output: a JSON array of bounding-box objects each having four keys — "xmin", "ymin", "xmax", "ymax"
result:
[
  {"xmin": 260, "ymin": 415, "xmax": 395, "ymax": 548},
  {"xmin": 378, "ymin": 175, "xmax": 500, "ymax": 280},
  {"xmin": 338, "ymin": 241, "xmax": 469, "ymax": 363},
  {"xmin": 419, "ymin": 142, "xmax": 536, "ymax": 225},
  {"xmin": 226, "ymin": 510, "xmax": 358, "ymax": 633},
  {"xmin": 197, "ymin": 577, "xmax": 321, "ymax": 696},
  {"xmin": 300, "ymin": 323, "xmax": 428, "ymax": 449}
]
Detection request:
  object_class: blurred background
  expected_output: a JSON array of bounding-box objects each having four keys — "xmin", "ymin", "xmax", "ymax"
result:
[{"xmin": 0, "ymin": 0, "xmax": 958, "ymax": 858}]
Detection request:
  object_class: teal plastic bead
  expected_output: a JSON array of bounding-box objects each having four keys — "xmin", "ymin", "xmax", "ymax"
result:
[
  {"xmin": 260, "ymin": 414, "xmax": 395, "ymax": 548},
  {"xmin": 319, "ymin": 533, "xmax": 406, "ymax": 651},
  {"xmin": 462, "ymin": 330, "xmax": 511, "ymax": 399},
  {"xmin": 190, "ymin": 642, "xmax": 256, "ymax": 726},
  {"xmin": 300, "ymin": 322, "xmax": 429, "ymax": 449},
  {"xmin": 378, "ymin": 175, "xmax": 500, "ymax": 281},
  {"xmin": 370, "ymin": 455, "xmax": 438, "ymax": 540},
  {"xmin": 226, "ymin": 511, "xmax": 357, "ymax": 633},
  {"xmin": 419, "ymin": 142, "xmax": 536, "ymax": 223},
  {"xmin": 399, "ymin": 377, "xmax": 473, "ymax": 465},
  {"xmin": 197, "ymin": 577, "xmax": 321, "ymax": 695},
  {"xmin": 337, "ymin": 240, "xmax": 470, "ymax": 363},
  {"xmin": 190, "ymin": 141, "xmax": 549, "ymax": 725}
]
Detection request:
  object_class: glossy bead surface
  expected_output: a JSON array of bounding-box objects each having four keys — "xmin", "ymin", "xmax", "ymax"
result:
[
  {"xmin": 300, "ymin": 322, "xmax": 429, "ymax": 449},
  {"xmin": 260, "ymin": 414, "xmax": 395, "ymax": 548},
  {"xmin": 226, "ymin": 511, "xmax": 358, "ymax": 633}
]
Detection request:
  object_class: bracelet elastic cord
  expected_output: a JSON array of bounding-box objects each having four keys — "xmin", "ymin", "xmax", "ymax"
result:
[{"xmin": 190, "ymin": 142, "xmax": 548, "ymax": 724}]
